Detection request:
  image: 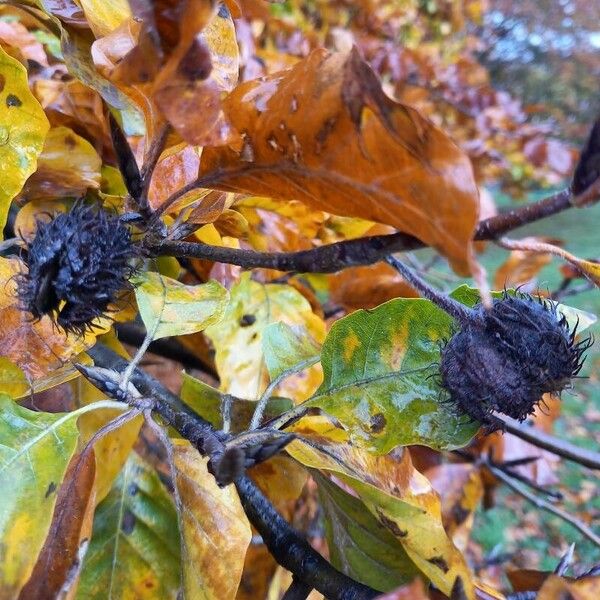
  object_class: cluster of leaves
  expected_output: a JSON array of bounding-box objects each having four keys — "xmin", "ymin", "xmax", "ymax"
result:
[{"xmin": 0, "ymin": 1, "xmax": 598, "ymax": 600}]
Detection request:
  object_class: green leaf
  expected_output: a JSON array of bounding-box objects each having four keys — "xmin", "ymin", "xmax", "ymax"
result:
[
  {"xmin": 306, "ymin": 297, "xmax": 479, "ymax": 453},
  {"xmin": 180, "ymin": 372, "xmax": 292, "ymax": 431},
  {"xmin": 0, "ymin": 393, "xmax": 80, "ymax": 597},
  {"xmin": 0, "ymin": 45, "xmax": 49, "ymax": 232},
  {"xmin": 316, "ymin": 473, "xmax": 419, "ymax": 592},
  {"xmin": 134, "ymin": 271, "xmax": 229, "ymax": 341},
  {"xmin": 77, "ymin": 452, "xmax": 181, "ymax": 599},
  {"xmin": 262, "ymin": 322, "xmax": 320, "ymax": 380}
]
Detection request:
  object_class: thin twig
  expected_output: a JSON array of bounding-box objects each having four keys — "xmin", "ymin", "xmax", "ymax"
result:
[
  {"xmin": 487, "ymin": 462, "xmax": 600, "ymax": 547},
  {"xmin": 140, "ymin": 123, "xmax": 171, "ymax": 211},
  {"xmin": 491, "ymin": 461, "xmax": 563, "ymax": 501},
  {"xmin": 150, "ymin": 188, "xmax": 575, "ymax": 274},
  {"xmin": 115, "ymin": 322, "xmax": 219, "ymax": 380},
  {"xmin": 495, "ymin": 414, "xmax": 600, "ymax": 470},
  {"xmin": 250, "ymin": 356, "xmax": 320, "ymax": 430},
  {"xmin": 386, "ymin": 255, "xmax": 474, "ymax": 324}
]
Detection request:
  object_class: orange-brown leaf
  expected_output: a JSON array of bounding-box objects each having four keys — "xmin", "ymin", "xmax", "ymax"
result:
[
  {"xmin": 202, "ymin": 48, "xmax": 481, "ymax": 273},
  {"xmin": 18, "ymin": 447, "xmax": 96, "ymax": 600}
]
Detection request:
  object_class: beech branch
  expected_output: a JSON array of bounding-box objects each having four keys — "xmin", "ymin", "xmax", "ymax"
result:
[
  {"xmin": 147, "ymin": 188, "xmax": 575, "ymax": 273},
  {"xmin": 494, "ymin": 414, "xmax": 600, "ymax": 470},
  {"xmin": 86, "ymin": 344, "xmax": 380, "ymax": 600}
]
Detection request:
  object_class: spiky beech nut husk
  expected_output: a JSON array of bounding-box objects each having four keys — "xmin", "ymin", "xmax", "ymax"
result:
[
  {"xmin": 440, "ymin": 293, "xmax": 592, "ymax": 423},
  {"xmin": 17, "ymin": 203, "xmax": 138, "ymax": 335}
]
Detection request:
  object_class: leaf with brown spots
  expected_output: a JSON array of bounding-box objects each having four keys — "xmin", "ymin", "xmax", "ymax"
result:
[
  {"xmin": 315, "ymin": 472, "xmax": 420, "ymax": 592},
  {"xmin": 77, "ymin": 452, "xmax": 181, "ymax": 599},
  {"xmin": 201, "ymin": 48, "xmax": 481, "ymax": 274},
  {"xmin": 0, "ymin": 45, "xmax": 49, "ymax": 231},
  {"xmin": 287, "ymin": 439, "xmax": 475, "ymax": 598},
  {"xmin": 173, "ymin": 441, "xmax": 251, "ymax": 600},
  {"xmin": 305, "ymin": 295, "xmax": 479, "ymax": 453}
]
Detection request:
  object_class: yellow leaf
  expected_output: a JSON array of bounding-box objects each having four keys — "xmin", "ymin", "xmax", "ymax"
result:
[
  {"xmin": 79, "ymin": 0, "xmax": 132, "ymax": 38},
  {"xmin": 20, "ymin": 126, "xmax": 102, "ymax": 199},
  {"xmin": 173, "ymin": 441, "xmax": 251, "ymax": 600},
  {"xmin": 134, "ymin": 271, "xmax": 229, "ymax": 340},
  {"xmin": 205, "ymin": 273, "xmax": 325, "ymax": 399},
  {"xmin": 0, "ymin": 45, "xmax": 49, "ymax": 233}
]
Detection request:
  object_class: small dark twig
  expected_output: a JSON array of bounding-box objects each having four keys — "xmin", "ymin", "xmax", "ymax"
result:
[
  {"xmin": 139, "ymin": 124, "xmax": 171, "ymax": 211},
  {"xmin": 486, "ymin": 461, "xmax": 600, "ymax": 547},
  {"xmin": 490, "ymin": 460, "xmax": 563, "ymax": 501},
  {"xmin": 114, "ymin": 322, "xmax": 219, "ymax": 381}
]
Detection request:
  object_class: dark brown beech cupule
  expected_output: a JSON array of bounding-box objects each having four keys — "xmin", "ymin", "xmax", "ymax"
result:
[
  {"xmin": 386, "ymin": 256, "xmax": 592, "ymax": 425},
  {"xmin": 17, "ymin": 202, "xmax": 138, "ymax": 335}
]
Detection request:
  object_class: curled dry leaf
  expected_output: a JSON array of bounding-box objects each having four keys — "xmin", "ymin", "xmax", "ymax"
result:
[
  {"xmin": 0, "ymin": 20, "xmax": 48, "ymax": 66},
  {"xmin": 493, "ymin": 236, "xmax": 560, "ymax": 290},
  {"xmin": 201, "ymin": 47, "xmax": 481, "ymax": 274},
  {"xmin": 498, "ymin": 237, "xmax": 600, "ymax": 288},
  {"xmin": 20, "ymin": 126, "xmax": 102, "ymax": 199},
  {"xmin": 153, "ymin": 1, "xmax": 240, "ymax": 146}
]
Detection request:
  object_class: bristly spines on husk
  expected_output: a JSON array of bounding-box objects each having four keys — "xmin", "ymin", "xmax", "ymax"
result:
[
  {"xmin": 17, "ymin": 202, "xmax": 139, "ymax": 335},
  {"xmin": 440, "ymin": 292, "xmax": 592, "ymax": 424}
]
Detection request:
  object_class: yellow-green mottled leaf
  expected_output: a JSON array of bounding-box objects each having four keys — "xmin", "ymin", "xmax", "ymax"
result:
[
  {"xmin": 0, "ymin": 46, "xmax": 49, "ymax": 232},
  {"xmin": 316, "ymin": 473, "xmax": 419, "ymax": 591},
  {"xmin": 0, "ymin": 358, "xmax": 28, "ymax": 398},
  {"xmin": 77, "ymin": 452, "xmax": 181, "ymax": 599},
  {"xmin": 262, "ymin": 322, "xmax": 320, "ymax": 380},
  {"xmin": 134, "ymin": 271, "xmax": 229, "ymax": 340},
  {"xmin": 0, "ymin": 394, "xmax": 80, "ymax": 598},
  {"xmin": 289, "ymin": 440, "xmax": 474, "ymax": 598},
  {"xmin": 306, "ymin": 298, "xmax": 479, "ymax": 453},
  {"xmin": 173, "ymin": 441, "xmax": 251, "ymax": 600},
  {"xmin": 205, "ymin": 273, "xmax": 325, "ymax": 399}
]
